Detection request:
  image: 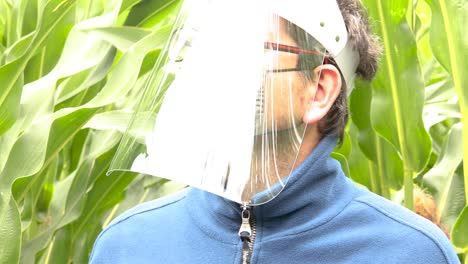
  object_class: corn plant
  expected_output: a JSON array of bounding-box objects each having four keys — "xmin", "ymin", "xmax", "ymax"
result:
[{"xmin": 0, "ymin": 0, "xmax": 466, "ymax": 263}]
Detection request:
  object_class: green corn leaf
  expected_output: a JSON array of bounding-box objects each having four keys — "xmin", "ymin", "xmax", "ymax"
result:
[
  {"xmin": 331, "ymin": 152, "xmax": 351, "ymax": 178},
  {"xmin": 20, "ymin": 170, "xmax": 74, "ymax": 264},
  {"xmin": 0, "ymin": 1, "xmax": 8, "ymax": 47},
  {"xmin": 83, "ymin": 26, "xmax": 152, "ymax": 51},
  {"xmin": 120, "ymin": 0, "xmax": 143, "ymax": 14},
  {"xmin": 84, "ymin": 110, "xmax": 155, "ymax": 141},
  {"xmin": 83, "ymin": 25, "xmax": 171, "ymax": 107},
  {"xmin": 423, "ymin": 68, "xmax": 460, "ymax": 131},
  {"xmin": 76, "ymin": 0, "xmax": 107, "ymax": 22},
  {"xmin": 66, "ymin": 129, "xmax": 90, "ymax": 176},
  {"xmin": 0, "ymin": 123, "xmax": 21, "ymax": 174},
  {"xmin": 0, "ymin": 113, "xmax": 55, "ymax": 191},
  {"xmin": 23, "ymin": 11, "xmax": 74, "ymax": 84},
  {"xmin": 12, "ymin": 159, "xmax": 56, "ymax": 231},
  {"xmin": 362, "ymin": 0, "xmax": 432, "ymax": 209},
  {"xmin": 41, "ymin": 226, "xmax": 72, "ymax": 264},
  {"xmin": 0, "ymin": 44, "xmax": 5, "ymax": 61},
  {"xmin": 332, "ymin": 130, "xmax": 352, "ymax": 178},
  {"xmin": 0, "ymin": 61, "xmax": 23, "ymax": 135},
  {"xmin": 0, "ymin": 0, "xmax": 194, "ymax": 262},
  {"xmin": 423, "ymin": 123, "xmax": 465, "ymax": 228},
  {"xmin": 3, "ymin": 32, "xmax": 34, "ymax": 64},
  {"xmin": 71, "ymin": 231, "xmax": 89, "ymax": 264},
  {"xmin": 364, "ymin": 0, "xmax": 432, "ymax": 171},
  {"xmin": 11, "ymin": 108, "xmax": 99, "ymax": 201},
  {"xmin": 1, "ymin": 0, "xmax": 122, "ymax": 190},
  {"xmin": 2, "ymin": 21, "xmax": 169, "ymax": 263},
  {"xmin": 350, "ymin": 81, "xmax": 404, "ymax": 196},
  {"xmin": 0, "ymin": 108, "xmax": 96, "ymax": 263},
  {"xmin": 5, "ymin": 0, "xmax": 28, "ymax": 46},
  {"xmin": 0, "ymin": 0, "xmax": 77, "ymax": 136},
  {"xmin": 34, "ymin": 165, "xmax": 56, "ymax": 223},
  {"xmin": 20, "ymin": 0, "xmax": 38, "ymax": 37},
  {"xmin": 425, "ymin": 72, "xmax": 456, "ymax": 105},
  {"xmin": 452, "ymin": 205, "xmax": 468, "ymax": 251},
  {"xmin": 70, "ymin": 171, "xmax": 138, "ymax": 250},
  {"xmin": 20, "ymin": 130, "xmax": 121, "ymax": 262},
  {"xmin": 0, "ymin": 193, "xmax": 21, "ymax": 264},
  {"xmin": 424, "ymin": 0, "xmax": 468, "ymax": 204},
  {"xmin": 0, "ymin": 0, "xmax": 120, "ymax": 137},
  {"xmin": 124, "ymin": 0, "xmax": 180, "ymax": 27},
  {"xmin": 346, "ymin": 124, "xmax": 373, "ymax": 191},
  {"xmin": 20, "ymin": 158, "xmax": 94, "ymax": 263},
  {"xmin": 80, "ymin": 130, "xmax": 122, "ymax": 163},
  {"xmin": 0, "ymin": 78, "xmax": 55, "ymax": 174}
]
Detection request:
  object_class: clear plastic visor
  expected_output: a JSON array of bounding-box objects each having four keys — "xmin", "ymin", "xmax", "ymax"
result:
[{"xmin": 109, "ymin": 0, "xmax": 328, "ymax": 205}]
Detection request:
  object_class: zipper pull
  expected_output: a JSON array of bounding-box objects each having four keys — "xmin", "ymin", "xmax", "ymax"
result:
[{"xmin": 238, "ymin": 205, "xmax": 251, "ymax": 241}]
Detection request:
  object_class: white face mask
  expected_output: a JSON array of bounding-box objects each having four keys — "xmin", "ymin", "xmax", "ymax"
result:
[{"xmin": 109, "ymin": 0, "xmax": 358, "ymax": 206}]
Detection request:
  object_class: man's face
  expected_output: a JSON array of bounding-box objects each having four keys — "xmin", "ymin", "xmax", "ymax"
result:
[{"xmin": 257, "ymin": 18, "xmax": 318, "ymax": 134}]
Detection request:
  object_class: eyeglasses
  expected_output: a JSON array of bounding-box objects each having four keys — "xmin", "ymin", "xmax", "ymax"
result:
[
  {"xmin": 170, "ymin": 35, "xmax": 331, "ymax": 72},
  {"xmin": 263, "ymin": 42, "xmax": 329, "ymax": 73}
]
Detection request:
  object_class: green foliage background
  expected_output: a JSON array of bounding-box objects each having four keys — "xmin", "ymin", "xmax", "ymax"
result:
[{"xmin": 0, "ymin": 0, "xmax": 466, "ymax": 263}]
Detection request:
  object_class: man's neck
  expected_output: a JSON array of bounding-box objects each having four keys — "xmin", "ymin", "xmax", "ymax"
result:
[{"xmin": 241, "ymin": 125, "xmax": 320, "ymax": 202}]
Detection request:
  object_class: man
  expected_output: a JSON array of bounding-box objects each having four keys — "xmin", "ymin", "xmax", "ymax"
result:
[{"xmin": 91, "ymin": 0, "xmax": 459, "ymax": 263}]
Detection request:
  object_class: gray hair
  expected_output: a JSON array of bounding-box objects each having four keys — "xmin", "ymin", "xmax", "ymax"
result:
[{"xmin": 338, "ymin": 0, "xmax": 382, "ymax": 80}]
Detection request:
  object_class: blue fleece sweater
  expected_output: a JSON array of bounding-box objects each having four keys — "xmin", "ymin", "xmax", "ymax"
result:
[{"xmin": 90, "ymin": 137, "xmax": 460, "ymax": 263}]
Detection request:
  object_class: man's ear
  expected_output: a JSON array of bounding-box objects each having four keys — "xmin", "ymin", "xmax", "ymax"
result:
[{"xmin": 302, "ymin": 64, "xmax": 342, "ymax": 124}]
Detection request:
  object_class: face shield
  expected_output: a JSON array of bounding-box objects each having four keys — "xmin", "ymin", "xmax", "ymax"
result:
[{"xmin": 109, "ymin": 0, "xmax": 359, "ymax": 205}]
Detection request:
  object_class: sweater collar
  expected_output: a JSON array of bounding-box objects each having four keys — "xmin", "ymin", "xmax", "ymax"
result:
[{"xmin": 185, "ymin": 136, "xmax": 355, "ymax": 243}]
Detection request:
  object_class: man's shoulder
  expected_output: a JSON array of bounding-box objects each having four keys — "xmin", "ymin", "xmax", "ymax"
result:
[
  {"xmin": 106, "ymin": 187, "xmax": 189, "ymax": 229},
  {"xmin": 352, "ymin": 189, "xmax": 444, "ymax": 238},
  {"xmin": 90, "ymin": 188, "xmax": 189, "ymax": 263},
  {"xmin": 345, "ymin": 187, "xmax": 459, "ymax": 263}
]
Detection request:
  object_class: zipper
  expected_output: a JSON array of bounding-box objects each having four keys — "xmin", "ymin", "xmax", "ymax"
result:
[{"xmin": 238, "ymin": 204, "xmax": 256, "ymax": 264}]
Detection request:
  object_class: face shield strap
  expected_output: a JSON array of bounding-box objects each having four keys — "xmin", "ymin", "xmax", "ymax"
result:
[{"xmin": 334, "ymin": 38, "xmax": 360, "ymax": 94}]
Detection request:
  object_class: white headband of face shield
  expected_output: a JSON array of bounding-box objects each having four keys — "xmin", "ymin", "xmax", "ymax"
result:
[
  {"xmin": 270, "ymin": 0, "xmax": 360, "ymax": 93},
  {"xmin": 181, "ymin": 0, "xmax": 359, "ymax": 92}
]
